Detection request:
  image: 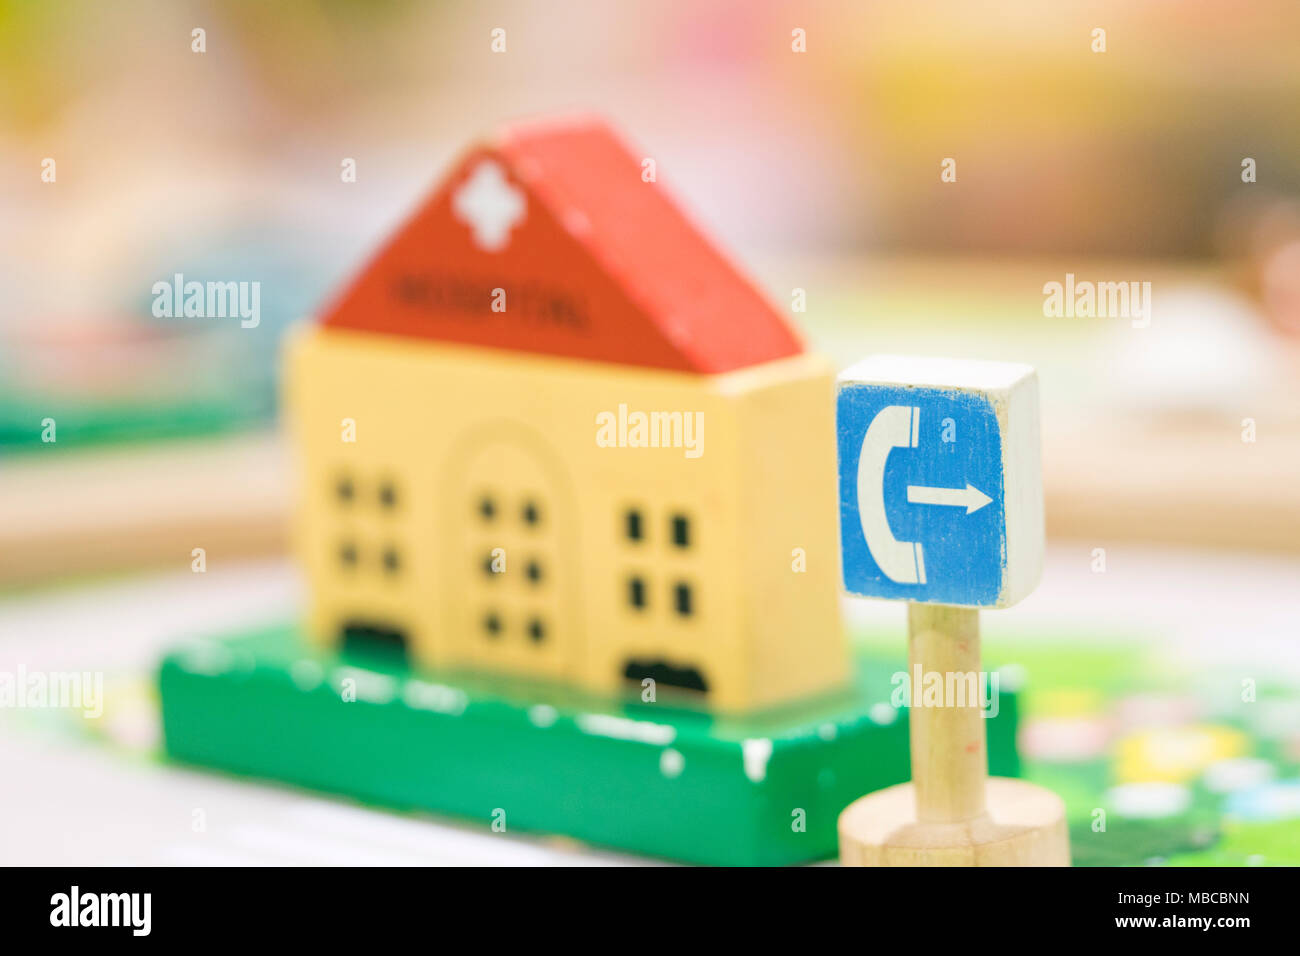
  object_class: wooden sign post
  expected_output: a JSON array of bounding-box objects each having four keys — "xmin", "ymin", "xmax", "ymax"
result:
[{"xmin": 833, "ymin": 356, "xmax": 1069, "ymax": 866}]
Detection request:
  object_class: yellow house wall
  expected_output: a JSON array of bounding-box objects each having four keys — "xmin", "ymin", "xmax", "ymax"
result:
[
  {"xmin": 285, "ymin": 325, "xmax": 846, "ymax": 712},
  {"xmin": 729, "ymin": 364, "xmax": 849, "ymax": 706}
]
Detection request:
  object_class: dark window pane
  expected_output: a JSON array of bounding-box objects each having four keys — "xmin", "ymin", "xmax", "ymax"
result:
[
  {"xmin": 527, "ymin": 618, "xmax": 546, "ymax": 643},
  {"xmin": 625, "ymin": 509, "xmax": 643, "ymax": 541},
  {"xmin": 628, "ymin": 576, "xmax": 646, "ymax": 609},
  {"xmin": 674, "ymin": 582, "xmax": 693, "ymax": 616},
  {"xmin": 671, "ymin": 514, "xmax": 690, "ymax": 548}
]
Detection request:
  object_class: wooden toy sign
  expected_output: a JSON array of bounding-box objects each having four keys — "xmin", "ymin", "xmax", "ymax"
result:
[
  {"xmin": 836, "ymin": 355, "xmax": 1044, "ymax": 609},
  {"xmin": 835, "ymin": 354, "xmax": 1068, "ymax": 867}
]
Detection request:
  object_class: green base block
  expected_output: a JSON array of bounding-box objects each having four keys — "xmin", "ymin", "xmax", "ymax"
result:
[{"xmin": 159, "ymin": 623, "xmax": 1021, "ymax": 865}]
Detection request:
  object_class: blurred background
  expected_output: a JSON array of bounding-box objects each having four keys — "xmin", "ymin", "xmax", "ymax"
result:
[{"xmin": 2, "ymin": 0, "xmax": 1299, "ymax": 865}]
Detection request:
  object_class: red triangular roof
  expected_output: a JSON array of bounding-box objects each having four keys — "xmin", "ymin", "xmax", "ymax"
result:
[{"xmin": 319, "ymin": 117, "xmax": 804, "ymax": 374}]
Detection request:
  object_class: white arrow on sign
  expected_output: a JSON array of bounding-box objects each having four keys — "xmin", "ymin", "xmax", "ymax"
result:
[{"xmin": 906, "ymin": 483, "xmax": 993, "ymax": 515}]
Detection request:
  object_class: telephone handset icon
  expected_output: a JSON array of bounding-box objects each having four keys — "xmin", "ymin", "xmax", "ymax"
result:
[{"xmin": 857, "ymin": 404, "xmax": 927, "ymax": 585}]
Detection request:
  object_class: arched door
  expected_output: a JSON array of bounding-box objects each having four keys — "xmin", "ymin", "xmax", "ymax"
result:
[{"xmin": 443, "ymin": 429, "xmax": 578, "ymax": 681}]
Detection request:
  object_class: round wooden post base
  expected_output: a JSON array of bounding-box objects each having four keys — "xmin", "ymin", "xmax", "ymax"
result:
[{"xmin": 838, "ymin": 778, "xmax": 1071, "ymax": 867}]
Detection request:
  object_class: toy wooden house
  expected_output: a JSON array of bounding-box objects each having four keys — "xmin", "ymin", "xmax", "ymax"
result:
[
  {"xmin": 162, "ymin": 118, "xmax": 1026, "ymax": 864},
  {"xmin": 287, "ymin": 118, "xmax": 847, "ymax": 712}
]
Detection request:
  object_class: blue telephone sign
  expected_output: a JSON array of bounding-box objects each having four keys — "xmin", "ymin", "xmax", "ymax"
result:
[{"xmin": 837, "ymin": 384, "xmax": 1008, "ymax": 607}]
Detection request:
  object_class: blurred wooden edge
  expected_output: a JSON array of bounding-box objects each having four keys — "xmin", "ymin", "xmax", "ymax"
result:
[
  {"xmin": 1043, "ymin": 417, "xmax": 1300, "ymax": 554},
  {"xmin": 0, "ymin": 431, "xmax": 290, "ymax": 588}
]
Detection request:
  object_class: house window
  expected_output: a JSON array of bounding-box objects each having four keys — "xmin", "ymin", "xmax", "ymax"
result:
[
  {"xmin": 381, "ymin": 547, "xmax": 401, "ymax": 575},
  {"xmin": 522, "ymin": 499, "xmax": 542, "ymax": 527},
  {"xmin": 378, "ymin": 481, "xmax": 398, "ymax": 509},
  {"xmin": 478, "ymin": 495, "xmax": 497, "ymax": 521},
  {"xmin": 624, "ymin": 509, "xmax": 643, "ymax": 541},
  {"xmin": 673, "ymin": 581, "xmax": 693, "ymax": 617},
  {"xmin": 525, "ymin": 559, "xmax": 543, "ymax": 584},
  {"xmin": 671, "ymin": 514, "xmax": 691, "ymax": 548},
  {"xmin": 339, "ymin": 541, "xmax": 358, "ymax": 568},
  {"xmin": 336, "ymin": 475, "xmax": 355, "ymax": 504},
  {"xmin": 628, "ymin": 576, "xmax": 647, "ymax": 610},
  {"xmin": 483, "ymin": 611, "xmax": 502, "ymax": 637},
  {"xmin": 527, "ymin": 617, "xmax": 546, "ymax": 643}
]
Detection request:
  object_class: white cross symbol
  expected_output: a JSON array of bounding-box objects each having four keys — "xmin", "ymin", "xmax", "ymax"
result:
[{"xmin": 452, "ymin": 159, "xmax": 526, "ymax": 252}]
